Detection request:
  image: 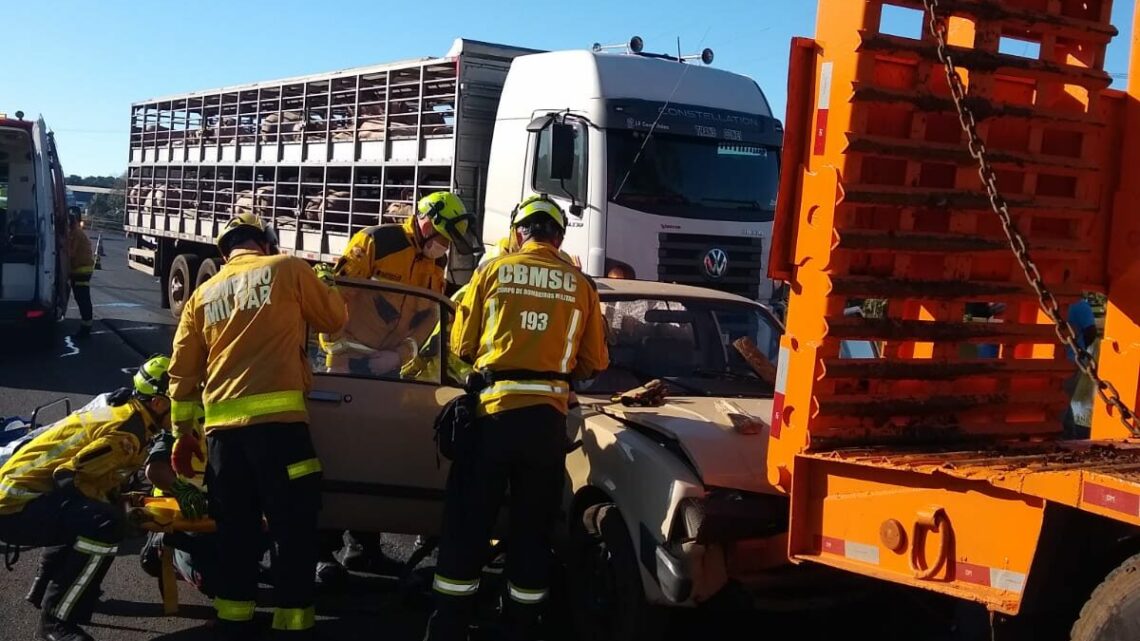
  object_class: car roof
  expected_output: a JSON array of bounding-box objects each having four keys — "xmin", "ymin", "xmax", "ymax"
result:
[
  {"xmin": 594, "ymin": 278, "xmax": 761, "ymax": 306},
  {"xmin": 336, "ymin": 275, "xmax": 765, "ymax": 311}
]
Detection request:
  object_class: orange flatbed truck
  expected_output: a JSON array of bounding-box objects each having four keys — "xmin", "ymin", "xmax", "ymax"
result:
[{"xmin": 768, "ymin": 0, "xmax": 1140, "ymax": 639}]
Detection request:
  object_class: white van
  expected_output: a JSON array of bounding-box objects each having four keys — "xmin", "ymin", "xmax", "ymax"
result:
[{"xmin": 0, "ymin": 112, "xmax": 70, "ymax": 342}]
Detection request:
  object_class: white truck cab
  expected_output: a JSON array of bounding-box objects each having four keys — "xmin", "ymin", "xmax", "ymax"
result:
[{"xmin": 483, "ymin": 41, "xmax": 783, "ymax": 302}]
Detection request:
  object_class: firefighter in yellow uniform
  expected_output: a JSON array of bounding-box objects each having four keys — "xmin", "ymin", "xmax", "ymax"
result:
[
  {"xmin": 0, "ymin": 355, "xmax": 199, "ymax": 641},
  {"xmin": 401, "ymin": 195, "xmax": 580, "ymax": 384},
  {"xmin": 68, "ymin": 207, "xmax": 96, "ymax": 339},
  {"xmin": 168, "ymin": 213, "xmax": 347, "ymax": 641},
  {"xmin": 320, "ymin": 191, "xmax": 480, "ymax": 377},
  {"xmin": 424, "ymin": 195, "xmax": 609, "ymax": 641},
  {"xmin": 319, "ymin": 191, "xmax": 481, "ymax": 578}
]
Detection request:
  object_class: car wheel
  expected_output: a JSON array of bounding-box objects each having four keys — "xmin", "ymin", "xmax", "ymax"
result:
[
  {"xmin": 168, "ymin": 254, "xmax": 200, "ymax": 319},
  {"xmin": 567, "ymin": 502, "xmax": 668, "ymax": 641},
  {"xmin": 195, "ymin": 257, "xmax": 219, "ymax": 288}
]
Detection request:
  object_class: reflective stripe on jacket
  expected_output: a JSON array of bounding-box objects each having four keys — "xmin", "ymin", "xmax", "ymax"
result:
[
  {"xmin": 0, "ymin": 399, "xmax": 160, "ymax": 514},
  {"xmin": 169, "ymin": 250, "xmax": 347, "ymax": 433},
  {"xmin": 452, "ymin": 241, "xmax": 609, "ymax": 416}
]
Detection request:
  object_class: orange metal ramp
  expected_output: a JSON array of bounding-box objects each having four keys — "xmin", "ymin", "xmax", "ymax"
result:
[{"xmin": 769, "ymin": 0, "xmax": 1140, "ymax": 616}]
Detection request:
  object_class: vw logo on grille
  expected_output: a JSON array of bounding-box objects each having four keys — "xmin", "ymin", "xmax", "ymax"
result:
[{"xmin": 702, "ymin": 248, "xmax": 729, "ymax": 280}]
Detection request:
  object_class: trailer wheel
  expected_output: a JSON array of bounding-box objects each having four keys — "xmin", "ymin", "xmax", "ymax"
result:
[
  {"xmin": 168, "ymin": 254, "xmax": 200, "ymax": 319},
  {"xmin": 566, "ymin": 503, "xmax": 668, "ymax": 641},
  {"xmin": 1071, "ymin": 551, "xmax": 1140, "ymax": 641},
  {"xmin": 195, "ymin": 258, "xmax": 219, "ymax": 288}
]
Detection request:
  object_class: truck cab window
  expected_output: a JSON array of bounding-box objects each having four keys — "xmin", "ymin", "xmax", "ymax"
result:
[
  {"xmin": 533, "ymin": 120, "xmax": 587, "ymax": 204},
  {"xmin": 607, "ymin": 131, "xmax": 779, "ymax": 222}
]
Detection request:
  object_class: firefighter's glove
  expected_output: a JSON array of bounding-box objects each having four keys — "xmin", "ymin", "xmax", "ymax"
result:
[
  {"xmin": 170, "ymin": 478, "xmax": 208, "ymax": 520},
  {"xmin": 313, "ymin": 263, "xmax": 336, "ymax": 287},
  {"xmin": 171, "ymin": 430, "xmax": 205, "ymax": 479},
  {"xmin": 611, "ymin": 379, "xmax": 669, "ymax": 407}
]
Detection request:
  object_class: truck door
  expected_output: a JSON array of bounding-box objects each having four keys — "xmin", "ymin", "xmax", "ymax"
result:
[{"xmin": 530, "ymin": 115, "xmax": 590, "ymax": 267}]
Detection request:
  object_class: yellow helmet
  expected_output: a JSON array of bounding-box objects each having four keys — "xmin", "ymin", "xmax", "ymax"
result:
[
  {"xmin": 134, "ymin": 354, "xmax": 171, "ymax": 397},
  {"xmin": 417, "ymin": 191, "xmax": 480, "ymax": 255},
  {"xmin": 510, "ymin": 194, "xmax": 567, "ymax": 231},
  {"xmin": 216, "ymin": 213, "xmax": 278, "ymax": 256}
]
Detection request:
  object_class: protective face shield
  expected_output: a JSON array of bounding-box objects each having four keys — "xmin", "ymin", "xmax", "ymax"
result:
[
  {"xmin": 263, "ymin": 223, "xmax": 280, "ymax": 255},
  {"xmin": 417, "ymin": 192, "xmax": 482, "ymax": 257}
]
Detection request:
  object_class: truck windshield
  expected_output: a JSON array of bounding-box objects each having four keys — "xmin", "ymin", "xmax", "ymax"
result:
[
  {"xmin": 607, "ymin": 130, "xmax": 779, "ymax": 222},
  {"xmin": 581, "ymin": 297, "xmax": 780, "ymax": 397}
]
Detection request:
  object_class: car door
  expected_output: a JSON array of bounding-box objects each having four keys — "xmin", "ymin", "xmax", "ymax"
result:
[{"xmin": 306, "ymin": 278, "xmax": 462, "ymax": 536}]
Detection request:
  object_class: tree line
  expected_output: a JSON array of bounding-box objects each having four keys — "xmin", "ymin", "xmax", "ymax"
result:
[
  {"xmin": 65, "ymin": 174, "xmax": 120, "ymax": 189},
  {"xmin": 67, "ymin": 172, "xmax": 126, "ymax": 230}
]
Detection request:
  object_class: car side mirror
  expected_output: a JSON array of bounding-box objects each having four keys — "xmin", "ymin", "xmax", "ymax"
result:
[{"xmin": 549, "ymin": 122, "xmax": 575, "ymax": 182}]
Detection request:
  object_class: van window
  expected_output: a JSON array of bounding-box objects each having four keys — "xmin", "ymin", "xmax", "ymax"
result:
[
  {"xmin": 533, "ymin": 119, "xmax": 587, "ymax": 204},
  {"xmin": 1, "ymin": 127, "xmax": 38, "ymax": 265}
]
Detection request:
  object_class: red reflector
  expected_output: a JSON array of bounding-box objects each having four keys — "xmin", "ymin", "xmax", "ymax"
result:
[{"xmin": 26, "ymin": 310, "xmax": 45, "ymax": 319}]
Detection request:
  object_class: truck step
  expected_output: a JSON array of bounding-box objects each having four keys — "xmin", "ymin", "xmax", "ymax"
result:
[
  {"xmin": 127, "ymin": 247, "xmax": 157, "ymax": 276},
  {"xmin": 821, "ymin": 358, "xmax": 1076, "ymax": 381},
  {"xmin": 835, "ymin": 229, "xmax": 1089, "ymax": 255},
  {"xmin": 829, "ymin": 275, "xmax": 1086, "ymax": 301},
  {"xmin": 827, "ymin": 316, "xmax": 1061, "ymax": 342},
  {"xmin": 860, "ymin": 32, "xmax": 1112, "ymax": 91}
]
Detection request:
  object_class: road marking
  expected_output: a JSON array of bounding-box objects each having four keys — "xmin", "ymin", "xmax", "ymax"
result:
[
  {"xmin": 60, "ymin": 337, "xmax": 80, "ymax": 358},
  {"xmin": 114, "ymin": 325, "xmax": 160, "ymax": 333},
  {"xmin": 94, "ymin": 303, "xmax": 143, "ymax": 308},
  {"xmin": 120, "ymin": 368, "xmax": 135, "ymax": 375}
]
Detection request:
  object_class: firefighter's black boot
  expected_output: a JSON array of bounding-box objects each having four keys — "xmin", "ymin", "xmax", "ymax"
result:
[{"xmin": 38, "ymin": 614, "xmax": 94, "ymax": 641}]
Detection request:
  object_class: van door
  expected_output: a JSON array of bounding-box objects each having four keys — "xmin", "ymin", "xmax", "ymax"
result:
[
  {"xmin": 305, "ymin": 279, "xmax": 462, "ymax": 536},
  {"xmin": 0, "ymin": 124, "xmax": 39, "ymax": 303}
]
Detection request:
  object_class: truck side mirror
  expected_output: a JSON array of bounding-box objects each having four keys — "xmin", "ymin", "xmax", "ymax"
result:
[{"xmin": 549, "ymin": 122, "xmax": 575, "ymax": 182}]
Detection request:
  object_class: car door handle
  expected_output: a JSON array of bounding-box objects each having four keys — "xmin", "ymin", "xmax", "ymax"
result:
[{"xmin": 308, "ymin": 390, "xmax": 343, "ymax": 404}]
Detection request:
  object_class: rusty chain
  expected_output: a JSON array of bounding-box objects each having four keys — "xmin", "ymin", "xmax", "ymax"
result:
[{"xmin": 921, "ymin": 0, "xmax": 1140, "ymax": 437}]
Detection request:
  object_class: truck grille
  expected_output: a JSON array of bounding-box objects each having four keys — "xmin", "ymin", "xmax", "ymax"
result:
[{"xmin": 657, "ymin": 232, "xmax": 763, "ymax": 299}]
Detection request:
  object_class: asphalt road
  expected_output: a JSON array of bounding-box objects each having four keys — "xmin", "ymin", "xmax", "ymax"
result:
[{"xmin": 0, "ymin": 236, "xmax": 966, "ymax": 641}]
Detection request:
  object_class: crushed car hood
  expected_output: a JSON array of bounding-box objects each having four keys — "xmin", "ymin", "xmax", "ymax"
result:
[{"xmin": 584, "ymin": 396, "xmax": 779, "ymax": 495}]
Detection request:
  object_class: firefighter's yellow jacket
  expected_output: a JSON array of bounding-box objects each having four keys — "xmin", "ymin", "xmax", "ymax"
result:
[
  {"xmin": 0, "ymin": 399, "xmax": 164, "ymax": 515},
  {"xmin": 401, "ymin": 238, "xmax": 582, "ymax": 384},
  {"xmin": 452, "ymin": 240, "xmax": 609, "ymax": 416},
  {"xmin": 322, "ymin": 217, "xmax": 446, "ymax": 369},
  {"xmin": 168, "ymin": 250, "xmax": 348, "ymax": 434},
  {"xmin": 69, "ymin": 227, "xmax": 94, "ymax": 275}
]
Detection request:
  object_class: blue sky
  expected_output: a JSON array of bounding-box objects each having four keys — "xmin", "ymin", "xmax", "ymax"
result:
[{"xmin": 7, "ymin": 0, "xmax": 1135, "ymax": 177}]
